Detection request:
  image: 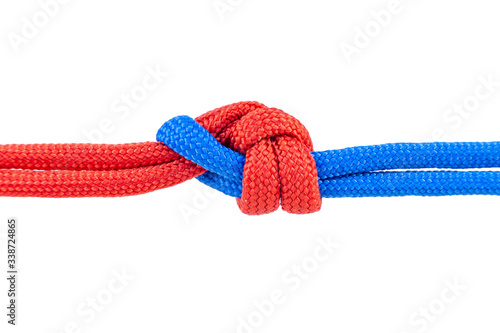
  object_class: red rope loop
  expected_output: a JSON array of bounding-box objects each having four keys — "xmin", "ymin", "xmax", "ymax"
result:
[{"xmin": 196, "ymin": 102, "xmax": 322, "ymax": 215}]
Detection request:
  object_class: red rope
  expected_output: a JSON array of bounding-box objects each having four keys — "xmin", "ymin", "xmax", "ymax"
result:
[
  {"xmin": 0, "ymin": 102, "xmax": 322, "ymax": 215},
  {"xmin": 0, "ymin": 142, "xmax": 205, "ymax": 197}
]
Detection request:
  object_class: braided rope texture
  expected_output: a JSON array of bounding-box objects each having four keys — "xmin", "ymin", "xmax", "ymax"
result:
[
  {"xmin": 0, "ymin": 142, "xmax": 205, "ymax": 197},
  {"xmin": 2, "ymin": 101, "xmax": 500, "ymax": 215},
  {"xmin": 195, "ymin": 102, "xmax": 322, "ymax": 214}
]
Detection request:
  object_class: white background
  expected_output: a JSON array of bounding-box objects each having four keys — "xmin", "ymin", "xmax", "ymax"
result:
[{"xmin": 1, "ymin": 0, "xmax": 500, "ymax": 332}]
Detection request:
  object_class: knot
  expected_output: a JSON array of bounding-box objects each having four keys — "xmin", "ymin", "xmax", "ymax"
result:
[{"xmin": 157, "ymin": 102, "xmax": 322, "ymax": 215}]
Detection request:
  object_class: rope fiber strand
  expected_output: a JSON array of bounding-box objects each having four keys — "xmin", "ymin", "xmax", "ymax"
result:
[{"xmin": 1, "ymin": 101, "xmax": 500, "ymax": 215}]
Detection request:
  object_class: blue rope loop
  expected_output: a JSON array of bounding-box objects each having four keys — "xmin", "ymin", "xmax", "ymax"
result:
[
  {"xmin": 157, "ymin": 115, "xmax": 500, "ymax": 199},
  {"xmin": 156, "ymin": 116, "xmax": 245, "ymax": 197}
]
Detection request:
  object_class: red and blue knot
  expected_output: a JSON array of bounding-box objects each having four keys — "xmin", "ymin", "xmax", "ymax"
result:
[{"xmin": 2, "ymin": 101, "xmax": 500, "ymax": 215}]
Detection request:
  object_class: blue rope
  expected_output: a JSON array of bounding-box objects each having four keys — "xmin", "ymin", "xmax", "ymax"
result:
[{"xmin": 157, "ymin": 116, "xmax": 500, "ymax": 199}]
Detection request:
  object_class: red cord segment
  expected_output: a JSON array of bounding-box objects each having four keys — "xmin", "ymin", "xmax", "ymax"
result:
[
  {"xmin": 0, "ymin": 142, "xmax": 205, "ymax": 197},
  {"xmin": 0, "ymin": 142, "xmax": 176, "ymax": 171}
]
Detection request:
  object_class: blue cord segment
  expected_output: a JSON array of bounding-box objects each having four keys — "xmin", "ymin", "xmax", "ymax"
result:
[
  {"xmin": 312, "ymin": 142, "xmax": 500, "ymax": 178},
  {"xmin": 157, "ymin": 116, "xmax": 500, "ymax": 199},
  {"xmin": 319, "ymin": 170, "xmax": 500, "ymax": 198},
  {"xmin": 157, "ymin": 116, "xmax": 245, "ymax": 182},
  {"xmin": 197, "ymin": 171, "xmax": 243, "ymax": 198}
]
